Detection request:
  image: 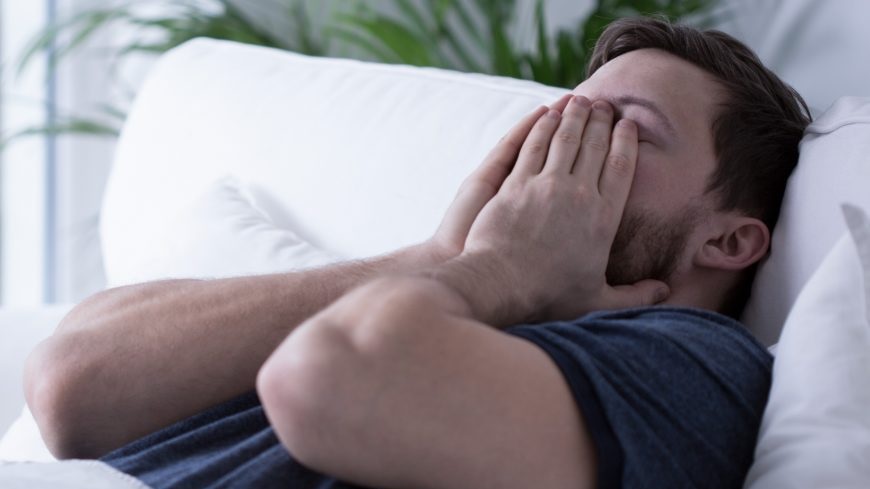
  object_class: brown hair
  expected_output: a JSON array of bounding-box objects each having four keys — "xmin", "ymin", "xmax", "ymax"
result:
[{"xmin": 588, "ymin": 17, "xmax": 812, "ymax": 315}]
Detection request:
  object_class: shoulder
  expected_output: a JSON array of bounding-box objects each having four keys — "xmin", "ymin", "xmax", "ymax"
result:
[{"xmin": 505, "ymin": 306, "xmax": 773, "ymax": 487}]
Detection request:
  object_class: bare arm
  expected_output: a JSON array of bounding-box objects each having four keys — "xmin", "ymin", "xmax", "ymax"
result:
[
  {"xmin": 258, "ymin": 266, "xmax": 598, "ymax": 489},
  {"xmin": 25, "ymin": 100, "xmax": 561, "ymax": 461},
  {"xmin": 24, "ymin": 245, "xmax": 441, "ymax": 459},
  {"xmin": 257, "ymin": 96, "xmax": 668, "ymax": 488}
]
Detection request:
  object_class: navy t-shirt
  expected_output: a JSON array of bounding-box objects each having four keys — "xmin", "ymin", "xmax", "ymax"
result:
[{"xmin": 101, "ymin": 307, "xmax": 772, "ymax": 488}]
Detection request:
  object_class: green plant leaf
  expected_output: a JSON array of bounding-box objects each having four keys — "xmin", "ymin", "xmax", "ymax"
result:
[
  {"xmin": 489, "ymin": 19, "xmax": 521, "ymax": 77},
  {"xmin": 555, "ymin": 31, "xmax": 585, "ymax": 86},
  {"xmin": 16, "ymin": 6, "xmax": 135, "ymax": 77},
  {"xmin": 1, "ymin": 118, "xmax": 119, "ymax": 151},
  {"xmin": 440, "ymin": 23, "xmax": 485, "ymax": 73},
  {"xmin": 443, "ymin": 0, "xmax": 485, "ymax": 51},
  {"xmin": 529, "ymin": 0, "xmax": 554, "ymax": 84},
  {"xmin": 335, "ymin": 13, "xmax": 436, "ymax": 66},
  {"xmin": 6, "ymin": 0, "xmax": 723, "ymax": 148},
  {"xmin": 328, "ymin": 24, "xmax": 402, "ymax": 64},
  {"xmin": 393, "ymin": 0, "xmax": 432, "ymax": 38}
]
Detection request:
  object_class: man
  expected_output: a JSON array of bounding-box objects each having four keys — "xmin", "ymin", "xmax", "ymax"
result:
[{"xmin": 25, "ymin": 17, "xmax": 810, "ymax": 489}]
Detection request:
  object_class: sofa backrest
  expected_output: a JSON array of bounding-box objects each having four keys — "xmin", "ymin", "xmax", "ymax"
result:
[{"xmin": 101, "ymin": 38, "xmax": 564, "ymax": 286}]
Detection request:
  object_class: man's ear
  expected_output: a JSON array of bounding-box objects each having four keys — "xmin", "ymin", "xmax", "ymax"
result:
[{"xmin": 694, "ymin": 216, "xmax": 770, "ymax": 271}]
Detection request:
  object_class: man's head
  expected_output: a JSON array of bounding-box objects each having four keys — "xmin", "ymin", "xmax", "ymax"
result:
[{"xmin": 575, "ymin": 17, "xmax": 811, "ymax": 316}]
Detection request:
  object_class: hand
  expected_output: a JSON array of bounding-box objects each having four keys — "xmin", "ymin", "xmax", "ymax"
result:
[
  {"xmin": 421, "ymin": 96, "xmax": 574, "ymax": 263},
  {"xmin": 460, "ymin": 95, "xmax": 670, "ymax": 323}
]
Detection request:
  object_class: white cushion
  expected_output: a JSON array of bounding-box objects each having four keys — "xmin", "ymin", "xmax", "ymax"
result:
[
  {"xmin": 744, "ymin": 204, "xmax": 870, "ymax": 488},
  {"xmin": 127, "ymin": 175, "xmax": 344, "ymax": 284},
  {"xmin": 742, "ymin": 97, "xmax": 870, "ymax": 345},
  {"xmin": 101, "ymin": 38, "xmax": 566, "ymax": 288}
]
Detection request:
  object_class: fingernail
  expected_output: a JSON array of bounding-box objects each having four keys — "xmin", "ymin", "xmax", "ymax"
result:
[
  {"xmin": 654, "ymin": 287, "xmax": 669, "ymax": 303},
  {"xmin": 592, "ymin": 100, "xmax": 611, "ymax": 113},
  {"xmin": 617, "ymin": 119, "xmax": 636, "ymax": 130},
  {"xmin": 573, "ymin": 95, "xmax": 590, "ymax": 107},
  {"xmin": 546, "ymin": 109, "xmax": 561, "ymax": 120}
]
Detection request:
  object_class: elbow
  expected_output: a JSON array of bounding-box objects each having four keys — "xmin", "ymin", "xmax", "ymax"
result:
[
  {"xmin": 256, "ymin": 319, "xmax": 356, "ymax": 467},
  {"xmin": 257, "ymin": 281, "xmax": 429, "ymax": 467},
  {"xmin": 257, "ymin": 313, "xmax": 399, "ymax": 468},
  {"xmin": 24, "ymin": 331, "xmax": 102, "ymax": 459}
]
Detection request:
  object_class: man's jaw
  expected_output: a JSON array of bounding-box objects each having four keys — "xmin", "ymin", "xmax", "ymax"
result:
[{"xmin": 605, "ymin": 208, "xmax": 700, "ymax": 288}]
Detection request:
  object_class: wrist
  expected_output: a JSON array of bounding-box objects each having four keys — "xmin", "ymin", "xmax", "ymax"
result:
[
  {"xmin": 393, "ymin": 241, "xmax": 454, "ymax": 270},
  {"xmin": 417, "ymin": 252, "xmax": 537, "ymax": 328}
]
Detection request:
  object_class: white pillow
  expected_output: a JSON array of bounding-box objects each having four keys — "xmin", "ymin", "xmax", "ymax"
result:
[
  {"xmin": 744, "ymin": 204, "xmax": 870, "ymax": 488},
  {"xmin": 0, "ymin": 176, "xmax": 343, "ymax": 461},
  {"xmin": 742, "ymin": 96, "xmax": 870, "ymax": 345},
  {"xmin": 115, "ymin": 176, "xmax": 344, "ymax": 285}
]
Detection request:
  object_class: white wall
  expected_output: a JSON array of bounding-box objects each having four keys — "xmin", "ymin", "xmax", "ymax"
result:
[
  {"xmin": 0, "ymin": 0, "xmax": 49, "ymax": 306},
  {"xmin": 51, "ymin": 0, "xmax": 119, "ymax": 304}
]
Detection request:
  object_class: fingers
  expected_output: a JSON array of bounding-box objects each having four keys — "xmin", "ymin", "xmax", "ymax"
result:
[
  {"xmin": 474, "ymin": 105, "xmax": 550, "ymax": 190},
  {"xmin": 572, "ymin": 100, "xmax": 614, "ymax": 184},
  {"xmin": 486, "ymin": 94, "xmax": 570, "ymax": 179},
  {"xmin": 439, "ymin": 105, "xmax": 551, "ymax": 249},
  {"xmin": 506, "ymin": 93, "xmax": 572, "ymax": 179},
  {"xmin": 598, "ymin": 119, "xmax": 639, "ymax": 215},
  {"xmin": 607, "ymin": 280, "xmax": 670, "ymax": 308},
  {"xmin": 509, "ymin": 108, "xmax": 563, "ymax": 178},
  {"xmin": 548, "ymin": 93, "xmax": 573, "ymax": 112},
  {"xmin": 541, "ymin": 95, "xmax": 592, "ymax": 175}
]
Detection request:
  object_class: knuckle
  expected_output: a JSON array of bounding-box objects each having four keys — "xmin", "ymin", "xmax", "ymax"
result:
[
  {"xmin": 556, "ymin": 131, "xmax": 581, "ymax": 145},
  {"xmin": 499, "ymin": 136, "xmax": 522, "ymax": 153},
  {"xmin": 606, "ymin": 153, "xmax": 634, "ymax": 176},
  {"xmin": 536, "ymin": 176, "xmax": 563, "ymax": 197},
  {"xmin": 569, "ymin": 187, "xmax": 594, "ymax": 207},
  {"xmin": 567, "ymin": 99, "xmax": 592, "ymax": 115},
  {"xmin": 525, "ymin": 142, "xmax": 546, "ymax": 155},
  {"xmin": 573, "ymin": 184, "xmax": 594, "ymax": 200},
  {"xmin": 584, "ymin": 137, "xmax": 609, "ymax": 153}
]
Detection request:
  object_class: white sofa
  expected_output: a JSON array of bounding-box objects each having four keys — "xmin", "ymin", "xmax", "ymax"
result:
[
  {"xmin": 0, "ymin": 306, "xmax": 72, "ymax": 434},
  {"xmin": 3, "ymin": 1, "xmax": 870, "ymax": 485}
]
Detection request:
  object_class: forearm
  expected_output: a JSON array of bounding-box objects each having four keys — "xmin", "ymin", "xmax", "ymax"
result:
[
  {"xmin": 25, "ymin": 244, "xmax": 440, "ymax": 459},
  {"xmin": 258, "ymin": 255, "xmax": 542, "ymax": 487}
]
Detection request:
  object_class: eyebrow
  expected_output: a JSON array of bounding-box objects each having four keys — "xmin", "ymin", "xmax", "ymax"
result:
[{"xmin": 607, "ymin": 95, "xmax": 678, "ymax": 140}]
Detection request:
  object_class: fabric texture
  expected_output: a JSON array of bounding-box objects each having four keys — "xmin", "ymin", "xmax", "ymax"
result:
[
  {"xmin": 744, "ymin": 205, "xmax": 870, "ymax": 488},
  {"xmin": 102, "ymin": 307, "xmax": 771, "ymax": 489}
]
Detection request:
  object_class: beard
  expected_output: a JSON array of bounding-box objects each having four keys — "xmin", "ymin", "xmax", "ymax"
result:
[{"xmin": 605, "ymin": 206, "xmax": 702, "ymax": 286}]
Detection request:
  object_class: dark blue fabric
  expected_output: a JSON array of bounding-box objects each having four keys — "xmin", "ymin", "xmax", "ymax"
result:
[
  {"xmin": 101, "ymin": 306, "xmax": 772, "ymax": 489},
  {"xmin": 506, "ymin": 307, "xmax": 773, "ymax": 489}
]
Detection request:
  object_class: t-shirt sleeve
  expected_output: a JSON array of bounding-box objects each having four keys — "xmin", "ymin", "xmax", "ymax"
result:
[{"xmin": 505, "ymin": 307, "xmax": 772, "ymax": 489}]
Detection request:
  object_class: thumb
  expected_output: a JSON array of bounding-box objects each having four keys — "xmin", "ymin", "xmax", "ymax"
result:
[{"xmin": 606, "ymin": 280, "xmax": 670, "ymax": 309}]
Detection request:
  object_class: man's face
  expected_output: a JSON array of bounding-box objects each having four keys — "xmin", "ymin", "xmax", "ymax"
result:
[{"xmin": 572, "ymin": 48, "xmax": 724, "ymax": 286}]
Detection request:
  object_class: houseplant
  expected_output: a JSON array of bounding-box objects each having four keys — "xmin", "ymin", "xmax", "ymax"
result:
[{"xmin": 5, "ymin": 0, "xmax": 717, "ymax": 143}]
